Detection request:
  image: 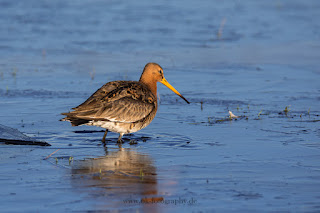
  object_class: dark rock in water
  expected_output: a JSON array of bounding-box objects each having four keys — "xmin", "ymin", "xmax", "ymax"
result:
[
  {"xmin": 0, "ymin": 124, "xmax": 51, "ymax": 146},
  {"xmin": 0, "ymin": 124, "xmax": 33, "ymax": 141}
]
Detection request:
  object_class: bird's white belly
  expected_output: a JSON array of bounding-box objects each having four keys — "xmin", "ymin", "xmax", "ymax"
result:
[{"xmin": 87, "ymin": 121, "xmax": 139, "ymax": 134}]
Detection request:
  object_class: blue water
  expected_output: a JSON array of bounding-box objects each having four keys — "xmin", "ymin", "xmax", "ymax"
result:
[{"xmin": 0, "ymin": 0, "xmax": 320, "ymax": 212}]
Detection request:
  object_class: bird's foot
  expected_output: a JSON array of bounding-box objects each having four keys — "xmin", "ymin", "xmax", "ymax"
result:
[
  {"xmin": 117, "ymin": 133, "xmax": 124, "ymax": 144},
  {"xmin": 101, "ymin": 138, "xmax": 106, "ymax": 145}
]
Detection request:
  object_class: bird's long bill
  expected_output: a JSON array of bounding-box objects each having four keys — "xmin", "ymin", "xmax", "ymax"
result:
[{"xmin": 160, "ymin": 78, "xmax": 190, "ymax": 104}]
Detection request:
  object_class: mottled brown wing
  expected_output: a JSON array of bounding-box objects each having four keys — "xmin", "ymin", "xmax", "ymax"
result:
[
  {"xmin": 63, "ymin": 81, "xmax": 156, "ymax": 123},
  {"xmin": 73, "ymin": 81, "xmax": 131, "ymax": 111}
]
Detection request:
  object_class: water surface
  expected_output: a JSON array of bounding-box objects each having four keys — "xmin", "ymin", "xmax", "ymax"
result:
[{"xmin": 0, "ymin": 0, "xmax": 319, "ymax": 212}]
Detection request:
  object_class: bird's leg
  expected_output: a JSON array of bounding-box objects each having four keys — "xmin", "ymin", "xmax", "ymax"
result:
[
  {"xmin": 102, "ymin": 129, "xmax": 108, "ymax": 144},
  {"xmin": 117, "ymin": 133, "xmax": 124, "ymax": 143},
  {"xmin": 103, "ymin": 146, "xmax": 108, "ymax": 154}
]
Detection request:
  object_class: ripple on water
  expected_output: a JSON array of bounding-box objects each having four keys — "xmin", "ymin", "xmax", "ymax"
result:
[{"xmin": 0, "ymin": 89, "xmax": 86, "ymax": 98}]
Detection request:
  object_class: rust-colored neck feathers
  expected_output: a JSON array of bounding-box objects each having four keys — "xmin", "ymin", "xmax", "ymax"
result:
[{"xmin": 139, "ymin": 63, "xmax": 162, "ymax": 98}]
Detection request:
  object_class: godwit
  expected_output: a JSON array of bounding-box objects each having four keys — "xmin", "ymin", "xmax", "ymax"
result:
[{"xmin": 61, "ymin": 63, "xmax": 189, "ymax": 143}]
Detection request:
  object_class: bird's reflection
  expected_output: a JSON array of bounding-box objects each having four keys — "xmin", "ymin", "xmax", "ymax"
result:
[{"xmin": 70, "ymin": 147, "xmax": 162, "ymax": 210}]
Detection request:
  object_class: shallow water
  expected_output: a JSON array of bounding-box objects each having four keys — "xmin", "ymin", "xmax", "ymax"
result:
[{"xmin": 0, "ymin": 0, "xmax": 320, "ymax": 212}]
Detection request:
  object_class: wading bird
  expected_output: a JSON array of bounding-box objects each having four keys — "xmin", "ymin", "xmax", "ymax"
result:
[{"xmin": 61, "ymin": 63, "xmax": 189, "ymax": 143}]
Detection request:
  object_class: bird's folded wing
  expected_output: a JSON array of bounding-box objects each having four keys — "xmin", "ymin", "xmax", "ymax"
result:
[
  {"xmin": 98, "ymin": 97, "xmax": 155, "ymax": 122},
  {"xmin": 69, "ymin": 97, "xmax": 155, "ymax": 123},
  {"xmin": 65, "ymin": 82, "xmax": 156, "ymax": 123}
]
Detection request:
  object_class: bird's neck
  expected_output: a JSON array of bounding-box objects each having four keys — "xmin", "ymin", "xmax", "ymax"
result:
[{"xmin": 139, "ymin": 77, "xmax": 158, "ymax": 98}]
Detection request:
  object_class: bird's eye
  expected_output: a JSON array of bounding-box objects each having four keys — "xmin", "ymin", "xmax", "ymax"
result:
[{"xmin": 159, "ymin": 70, "xmax": 162, "ymax": 74}]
